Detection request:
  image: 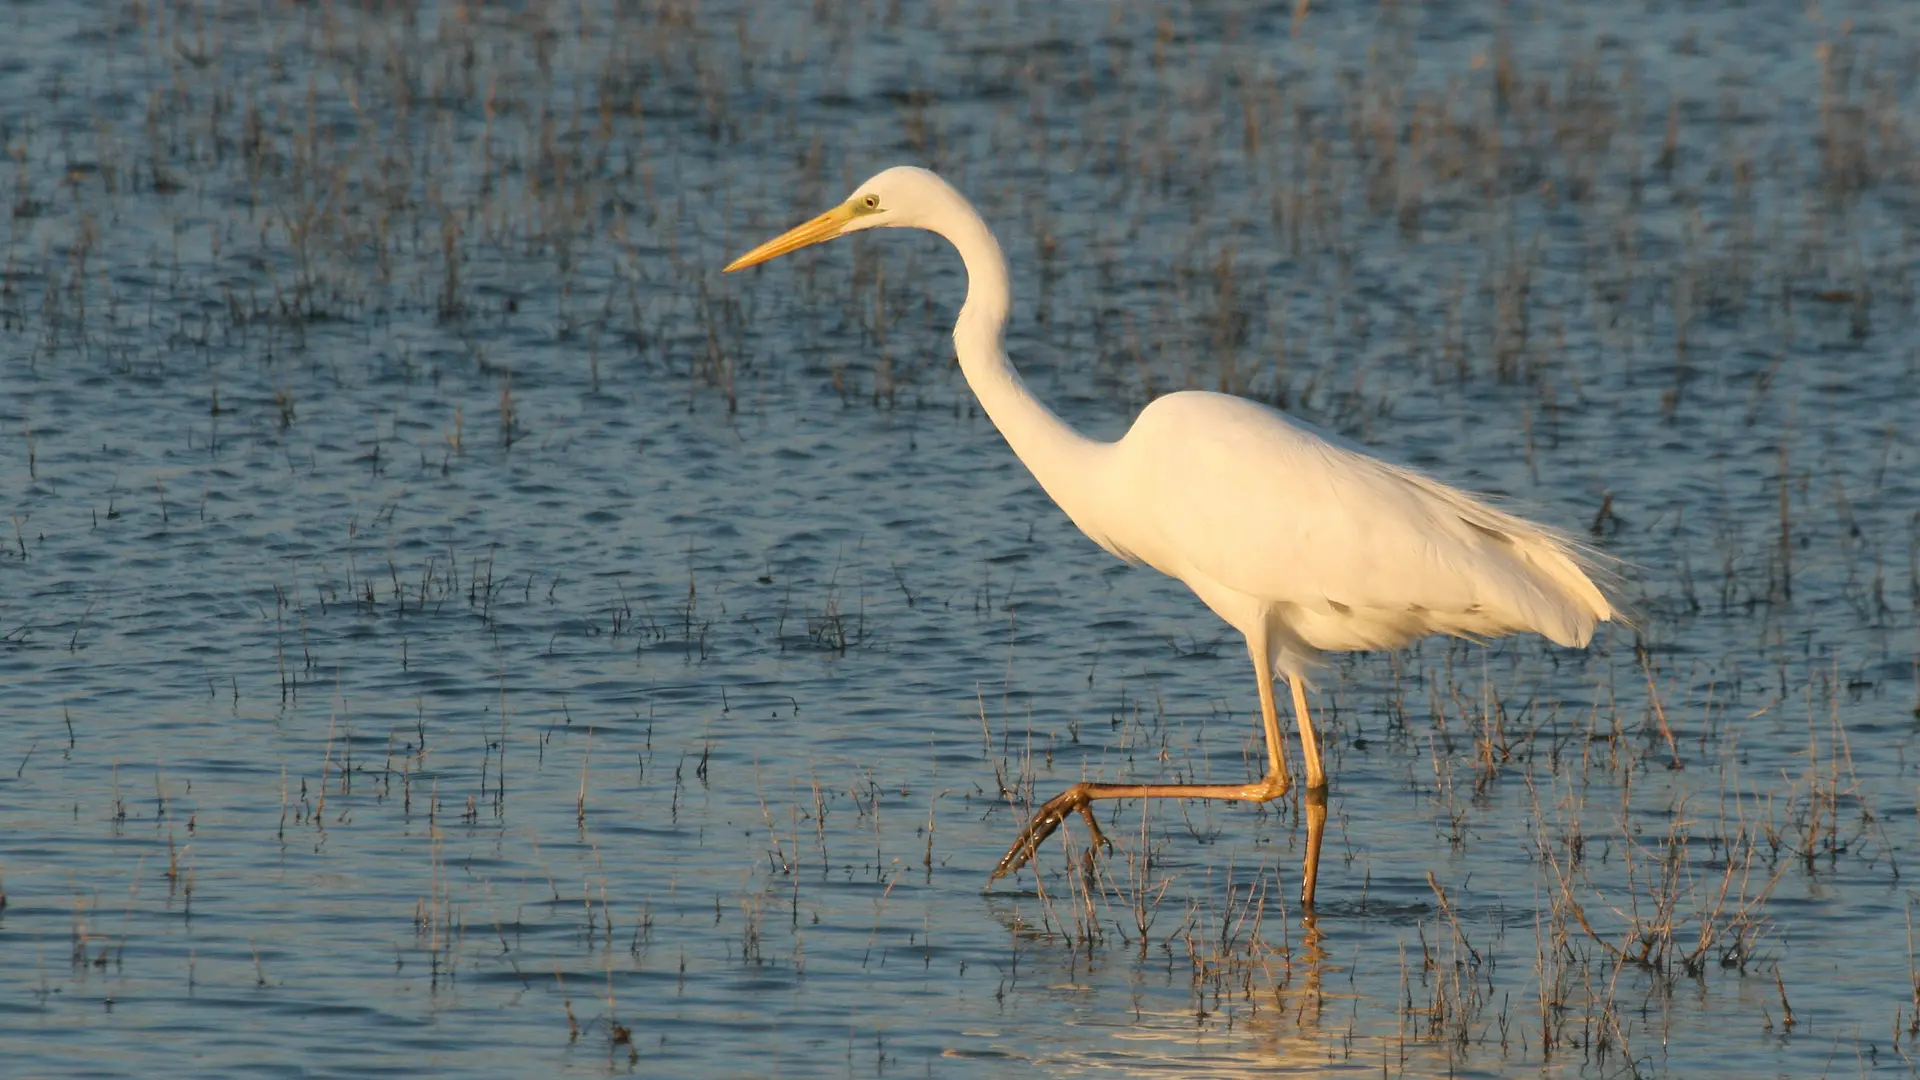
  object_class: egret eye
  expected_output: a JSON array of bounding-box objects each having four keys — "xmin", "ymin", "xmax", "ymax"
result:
[{"xmin": 861, "ymin": 194, "xmax": 880, "ymax": 210}]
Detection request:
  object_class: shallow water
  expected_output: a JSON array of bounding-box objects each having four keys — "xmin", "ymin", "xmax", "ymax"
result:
[{"xmin": 4, "ymin": 0, "xmax": 1920, "ymax": 1076}]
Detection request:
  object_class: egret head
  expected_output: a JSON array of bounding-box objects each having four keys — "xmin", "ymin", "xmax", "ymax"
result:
[{"xmin": 723, "ymin": 166, "xmax": 954, "ymax": 272}]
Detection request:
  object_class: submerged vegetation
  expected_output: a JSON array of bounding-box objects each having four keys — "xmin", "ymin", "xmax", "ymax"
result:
[{"xmin": 1, "ymin": 0, "xmax": 1917, "ymax": 1076}]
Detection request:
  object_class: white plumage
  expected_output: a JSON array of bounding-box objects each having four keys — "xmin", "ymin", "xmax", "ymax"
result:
[
  {"xmin": 1111, "ymin": 391, "xmax": 1611, "ymax": 670},
  {"xmin": 727, "ymin": 165, "xmax": 1616, "ymax": 910}
]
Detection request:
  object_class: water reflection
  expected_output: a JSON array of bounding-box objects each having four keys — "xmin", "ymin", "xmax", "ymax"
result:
[{"xmin": 2, "ymin": 0, "xmax": 1916, "ymax": 1077}]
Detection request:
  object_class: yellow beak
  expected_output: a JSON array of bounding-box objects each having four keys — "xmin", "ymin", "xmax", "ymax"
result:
[{"xmin": 723, "ymin": 203, "xmax": 859, "ymax": 272}]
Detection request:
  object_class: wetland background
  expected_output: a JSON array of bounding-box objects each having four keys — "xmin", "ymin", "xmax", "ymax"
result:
[{"xmin": 4, "ymin": 0, "xmax": 1920, "ymax": 1075}]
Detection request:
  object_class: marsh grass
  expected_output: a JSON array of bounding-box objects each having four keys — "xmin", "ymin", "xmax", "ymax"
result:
[{"xmin": 3, "ymin": 1, "xmax": 1918, "ymax": 1076}]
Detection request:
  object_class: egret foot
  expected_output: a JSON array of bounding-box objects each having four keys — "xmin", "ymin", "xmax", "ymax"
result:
[
  {"xmin": 991, "ymin": 783, "xmax": 1112, "ymax": 880},
  {"xmin": 990, "ymin": 771, "xmax": 1294, "ymax": 882}
]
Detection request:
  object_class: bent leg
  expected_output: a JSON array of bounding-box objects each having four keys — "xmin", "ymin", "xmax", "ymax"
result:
[
  {"xmin": 991, "ymin": 653, "xmax": 1306, "ymax": 885},
  {"xmin": 1254, "ymin": 643, "xmax": 1294, "ymax": 787},
  {"xmin": 991, "ymin": 774, "xmax": 1291, "ymax": 881}
]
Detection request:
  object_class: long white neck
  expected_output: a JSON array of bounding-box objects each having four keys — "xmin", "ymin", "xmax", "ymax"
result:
[{"xmin": 930, "ymin": 193, "xmax": 1108, "ymax": 525}]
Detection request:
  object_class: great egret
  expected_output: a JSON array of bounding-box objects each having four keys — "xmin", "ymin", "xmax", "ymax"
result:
[{"xmin": 725, "ymin": 166, "xmax": 1614, "ymax": 909}]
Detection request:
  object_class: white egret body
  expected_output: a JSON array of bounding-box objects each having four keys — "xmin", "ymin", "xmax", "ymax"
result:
[{"xmin": 726, "ymin": 167, "xmax": 1614, "ymax": 908}]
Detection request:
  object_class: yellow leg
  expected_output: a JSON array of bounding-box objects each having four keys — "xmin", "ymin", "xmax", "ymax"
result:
[
  {"xmin": 1290, "ymin": 677, "xmax": 1325, "ymax": 789},
  {"xmin": 1254, "ymin": 650, "xmax": 1293, "ymax": 788},
  {"xmin": 991, "ymin": 652, "xmax": 1296, "ymax": 882},
  {"xmin": 1290, "ymin": 677, "xmax": 1328, "ymax": 910}
]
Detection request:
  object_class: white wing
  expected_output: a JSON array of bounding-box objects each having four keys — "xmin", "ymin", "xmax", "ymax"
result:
[{"xmin": 1110, "ymin": 392, "xmax": 1612, "ymax": 653}]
